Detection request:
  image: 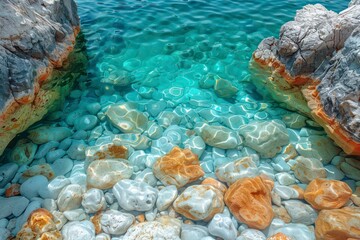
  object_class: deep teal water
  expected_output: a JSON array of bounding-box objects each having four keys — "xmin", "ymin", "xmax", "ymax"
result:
[{"xmin": 76, "ymin": 0, "xmax": 348, "ymax": 100}]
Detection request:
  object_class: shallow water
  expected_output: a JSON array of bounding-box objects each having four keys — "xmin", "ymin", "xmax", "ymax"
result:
[{"xmin": 1, "ymin": 0, "xmax": 356, "ymax": 238}]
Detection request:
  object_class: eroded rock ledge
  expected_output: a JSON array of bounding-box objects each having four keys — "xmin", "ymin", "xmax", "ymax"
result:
[
  {"xmin": 0, "ymin": 0, "xmax": 81, "ymax": 155},
  {"xmin": 252, "ymin": 1, "xmax": 360, "ymax": 155}
]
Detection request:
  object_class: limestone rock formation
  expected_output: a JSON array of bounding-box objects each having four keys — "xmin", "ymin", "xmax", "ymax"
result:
[
  {"xmin": 252, "ymin": 2, "xmax": 360, "ymax": 155},
  {"xmin": 0, "ymin": 0, "xmax": 82, "ymax": 154}
]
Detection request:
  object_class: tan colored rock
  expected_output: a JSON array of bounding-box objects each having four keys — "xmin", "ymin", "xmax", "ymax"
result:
[
  {"xmin": 173, "ymin": 185, "xmax": 224, "ymax": 221},
  {"xmin": 153, "ymin": 147, "xmax": 204, "ymax": 188},
  {"xmin": 224, "ymin": 175, "xmax": 274, "ymax": 229},
  {"xmin": 85, "ymin": 143, "xmax": 129, "ymax": 161},
  {"xmin": 351, "ymin": 187, "xmax": 360, "ymax": 207},
  {"xmin": 267, "ymin": 232, "xmax": 292, "ymax": 240},
  {"xmin": 201, "ymin": 177, "xmax": 227, "ymax": 195},
  {"xmin": 315, "ymin": 207, "xmax": 360, "ymax": 240},
  {"xmin": 5, "ymin": 183, "xmax": 21, "ymax": 197},
  {"xmin": 272, "ymin": 205, "xmax": 291, "ymax": 223},
  {"xmin": 291, "ymin": 156, "xmax": 327, "ymax": 183},
  {"xmin": 214, "ymin": 77, "xmax": 238, "ymax": 99},
  {"xmin": 22, "ymin": 164, "xmax": 55, "ymax": 180},
  {"xmin": 304, "ymin": 178, "xmax": 352, "ymax": 210},
  {"xmin": 87, "ymin": 159, "xmax": 133, "ymax": 189},
  {"xmin": 16, "ymin": 208, "xmax": 62, "ymax": 240},
  {"xmin": 282, "ymin": 144, "xmax": 298, "ymax": 162}
]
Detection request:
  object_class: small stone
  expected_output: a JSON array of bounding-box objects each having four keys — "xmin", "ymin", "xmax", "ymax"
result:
[
  {"xmin": 324, "ymin": 165, "xmax": 345, "ymax": 180},
  {"xmin": 95, "ymin": 233, "xmax": 111, "ymax": 240},
  {"xmin": 16, "ymin": 208, "xmax": 61, "ymax": 240},
  {"xmin": 20, "ymin": 175, "xmax": 50, "ymax": 199},
  {"xmin": 0, "ymin": 196, "xmax": 29, "ymax": 218},
  {"xmin": 62, "ymin": 220, "xmax": 95, "ymax": 240},
  {"xmin": 47, "ymin": 176, "xmax": 71, "ymax": 199},
  {"xmin": 46, "ymin": 149, "xmax": 66, "ymax": 163},
  {"xmin": 304, "ymin": 178, "xmax": 352, "ymax": 210},
  {"xmin": 63, "ymin": 208, "xmax": 87, "ymax": 221},
  {"xmin": 106, "ymin": 102, "xmax": 148, "ymax": 133},
  {"xmin": 82, "ymin": 188, "xmax": 106, "ymax": 213},
  {"xmin": 273, "ymin": 184, "xmax": 299, "ymax": 200},
  {"xmin": 112, "ymin": 134, "xmax": 151, "ymax": 150},
  {"xmin": 10, "ymin": 139, "xmax": 37, "ymax": 165},
  {"xmin": 153, "ymin": 147, "xmax": 204, "ymax": 188},
  {"xmin": 237, "ymin": 229, "xmax": 266, "ymax": 240},
  {"xmin": 214, "ymin": 78, "xmax": 238, "ymax": 99},
  {"xmin": 272, "ymin": 205, "xmax": 291, "ymax": 223},
  {"xmin": 184, "ymin": 135, "xmax": 206, "ymax": 157},
  {"xmin": 21, "ymin": 164, "xmax": 55, "ymax": 180},
  {"xmin": 85, "ymin": 143, "xmax": 129, "ymax": 165},
  {"xmin": 208, "ymin": 213, "xmax": 237, "ymax": 240},
  {"xmin": 282, "ymin": 113, "xmax": 307, "ymax": 129},
  {"xmin": 74, "ymin": 115, "xmax": 98, "ymax": 131},
  {"xmin": 181, "ymin": 224, "xmax": 209, "ymax": 240},
  {"xmin": 315, "ymin": 207, "xmax": 360, "ymax": 240},
  {"xmin": 57, "ymin": 184, "xmax": 83, "ymax": 212},
  {"xmin": 100, "ymin": 209, "xmax": 134, "ymax": 235},
  {"xmin": 0, "ymin": 163, "xmax": 18, "ymax": 188},
  {"xmin": 267, "ymin": 218, "xmax": 315, "ymax": 240},
  {"xmin": 267, "ymin": 232, "xmax": 292, "ymax": 240},
  {"xmin": 224, "ymin": 175, "xmax": 274, "ymax": 229},
  {"xmin": 275, "ymin": 173, "xmax": 296, "ymax": 186},
  {"xmin": 28, "ymin": 126, "xmax": 72, "ymax": 144},
  {"xmin": 201, "ymin": 177, "xmax": 227, "ymax": 195},
  {"xmin": 52, "ymin": 158, "xmax": 74, "ymax": 176},
  {"xmin": 42, "ymin": 199, "xmax": 57, "ymax": 212},
  {"xmin": 291, "ymin": 157, "xmax": 327, "ymax": 183},
  {"xmin": 113, "ymin": 179, "xmax": 158, "ymax": 211},
  {"xmin": 123, "ymin": 218, "xmax": 181, "ymax": 240},
  {"xmin": 340, "ymin": 159, "xmax": 360, "ymax": 181},
  {"xmin": 215, "ymin": 155, "xmax": 259, "ymax": 185},
  {"xmin": 87, "ymin": 159, "xmax": 133, "ymax": 189},
  {"xmin": 239, "ymin": 120, "xmax": 289, "ymax": 158},
  {"xmin": 173, "ymin": 185, "xmax": 224, "ymax": 221},
  {"xmin": 200, "ymin": 124, "xmax": 241, "ymax": 149},
  {"xmin": 283, "ymin": 200, "xmax": 317, "ymax": 225},
  {"xmin": 67, "ymin": 140, "xmax": 87, "ymax": 160},
  {"xmin": 5, "ymin": 183, "xmax": 21, "ymax": 197},
  {"xmin": 135, "ymin": 168, "xmax": 158, "ymax": 187},
  {"xmin": 156, "ymin": 185, "xmax": 178, "ymax": 211}
]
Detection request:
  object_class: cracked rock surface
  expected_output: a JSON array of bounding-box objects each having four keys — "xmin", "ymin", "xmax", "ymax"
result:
[
  {"xmin": 0, "ymin": 0, "xmax": 80, "ymax": 154},
  {"xmin": 253, "ymin": 1, "xmax": 360, "ymax": 155}
]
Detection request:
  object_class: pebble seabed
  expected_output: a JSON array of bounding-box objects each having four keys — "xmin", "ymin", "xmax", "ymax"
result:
[{"xmin": 0, "ymin": 0, "xmax": 359, "ymax": 240}]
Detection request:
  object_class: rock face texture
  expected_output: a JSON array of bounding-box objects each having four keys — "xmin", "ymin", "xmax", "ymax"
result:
[
  {"xmin": 0, "ymin": 0, "xmax": 82, "ymax": 155},
  {"xmin": 252, "ymin": 2, "xmax": 360, "ymax": 155}
]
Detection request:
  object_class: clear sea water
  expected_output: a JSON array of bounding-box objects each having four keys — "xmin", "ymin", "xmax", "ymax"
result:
[{"xmin": 76, "ymin": 0, "xmax": 348, "ymax": 102}]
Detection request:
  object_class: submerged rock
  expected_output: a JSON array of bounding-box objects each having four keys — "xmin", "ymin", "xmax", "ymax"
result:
[
  {"xmin": 252, "ymin": 2, "xmax": 360, "ymax": 155},
  {"xmin": 200, "ymin": 124, "xmax": 242, "ymax": 149},
  {"xmin": 0, "ymin": 0, "xmax": 80, "ymax": 154}
]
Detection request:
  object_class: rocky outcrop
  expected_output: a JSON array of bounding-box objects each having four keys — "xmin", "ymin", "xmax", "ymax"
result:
[
  {"xmin": 0, "ymin": 0, "xmax": 82, "ymax": 155},
  {"xmin": 252, "ymin": 2, "xmax": 360, "ymax": 155}
]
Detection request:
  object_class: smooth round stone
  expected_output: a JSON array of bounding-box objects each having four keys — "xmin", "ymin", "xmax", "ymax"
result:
[
  {"xmin": 64, "ymin": 209, "xmax": 87, "ymax": 221},
  {"xmin": 266, "ymin": 219, "xmax": 315, "ymax": 240},
  {"xmin": 46, "ymin": 149, "xmax": 66, "ymax": 163},
  {"xmin": 53, "ymin": 211, "xmax": 68, "ymax": 230},
  {"xmin": 34, "ymin": 141, "xmax": 59, "ymax": 159},
  {"xmin": 200, "ymin": 124, "xmax": 242, "ymax": 149},
  {"xmin": 14, "ymin": 200, "xmax": 42, "ymax": 234},
  {"xmin": 21, "ymin": 164, "xmax": 55, "ymax": 181},
  {"xmin": 28, "ymin": 126, "xmax": 72, "ymax": 144},
  {"xmin": 152, "ymin": 137, "xmax": 177, "ymax": 155},
  {"xmin": 283, "ymin": 200, "xmax": 317, "ymax": 225},
  {"xmin": 87, "ymin": 159, "xmax": 133, "ymax": 189},
  {"xmin": 273, "ymin": 185, "xmax": 299, "ymax": 200},
  {"xmin": 173, "ymin": 185, "xmax": 224, "ymax": 221},
  {"xmin": 157, "ymin": 111, "xmax": 181, "ymax": 128},
  {"xmin": 214, "ymin": 78, "xmax": 238, "ymax": 99},
  {"xmin": 324, "ymin": 165, "xmax": 345, "ymax": 180},
  {"xmin": 86, "ymin": 102, "xmax": 102, "ymax": 115},
  {"xmin": 222, "ymin": 115, "xmax": 247, "ymax": 130},
  {"xmin": 95, "ymin": 233, "xmax": 111, "ymax": 240},
  {"xmin": 47, "ymin": 176, "xmax": 71, "ymax": 199},
  {"xmin": 215, "ymin": 155, "xmax": 259, "ymax": 185},
  {"xmin": 57, "ymin": 184, "xmax": 83, "ymax": 211},
  {"xmin": 156, "ymin": 185, "xmax": 178, "ymax": 211},
  {"xmin": 146, "ymin": 122, "xmax": 163, "ymax": 140},
  {"xmin": 181, "ymin": 224, "xmax": 209, "ymax": 240},
  {"xmin": 59, "ymin": 138, "xmax": 72, "ymax": 151},
  {"xmin": 135, "ymin": 168, "xmax": 157, "ymax": 187},
  {"xmin": 74, "ymin": 115, "xmax": 98, "ymax": 131},
  {"xmin": 100, "ymin": 209, "xmax": 135, "ymax": 235},
  {"xmin": 184, "ymin": 136, "xmax": 206, "ymax": 158},
  {"xmin": 340, "ymin": 159, "xmax": 360, "ymax": 181},
  {"xmin": 0, "ymin": 197, "xmax": 29, "ymax": 218},
  {"xmin": 236, "ymin": 229, "xmax": 266, "ymax": 240},
  {"xmin": 67, "ymin": 140, "xmax": 87, "ymax": 160},
  {"xmin": 0, "ymin": 163, "xmax": 18, "ymax": 188},
  {"xmin": 52, "ymin": 158, "xmax": 74, "ymax": 176},
  {"xmin": 239, "ymin": 120, "xmax": 289, "ymax": 158},
  {"xmin": 20, "ymin": 175, "xmax": 49, "ymax": 199},
  {"xmin": 208, "ymin": 213, "xmax": 237, "ymax": 240},
  {"xmin": 82, "ymin": 188, "xmax": 106, "ymax": 213},
  {"xmin": 0, "ymin": 228, "xmax": 10, "ymax": 240},
  {"xmin": 9, "ymin": 139, "xmax": 37, "ymax": 165},
  {"xmin": 0, "ymin": 219, "xmax": 8, "ymax": 228},
  {"xmin": 282, "ymin": 113, "xmax": 307, "ymax": 129},
  {"xmin": 291, "ymin": 156, "xmax": 327, "ymax": 183},
  {"xmin": 275, "ymin": 173, "xmax": 296, "ymax": 186},
  {"xmin": 72, "ymin": 130, "xmax": 88, "ymax": 140},
  {"xmin": 113, "ymin": 179, "xmax": 158, "ymax": 211},
  {"xmin": 42, "ymin": 199, "xmax": 57, "ymax": 212},
  {"xmin": 66, "ymin": 110, "xmax": 88, "ymax": 126},
  {"xmin": 128, "ymin": 150, "xmax": 147, "ymax": 171},
  {"xmin": 145, "ymin": 101, "xmax": 167, "ymax": 118},
  {"xmin": 62, "ymin": 221, "xmax": 95, "ymax": 240},
  {"xmin": 112, "ymin": 134, "xmax": 151, "ymax": 150}
]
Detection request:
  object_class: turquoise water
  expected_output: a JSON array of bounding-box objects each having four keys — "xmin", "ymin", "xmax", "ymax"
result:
[{"xmin": 76, "ymin": 0, "xmax": 348, "ymax": 101}]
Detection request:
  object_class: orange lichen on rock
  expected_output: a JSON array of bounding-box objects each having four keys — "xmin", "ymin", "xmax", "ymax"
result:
[
  {"xmin": 304, "ymin": 178, "xmax": 352, "ymax": 210},
  {"xmin": 201, "ymin": 177, "xmax": 227, "ymax": 195},
  {"xmin": 315, "ymin": 207, "xmax": 360, "ymax": 240},
  {"xmin": 267, "ymin": 232, "xmax": 292, "ymax": 240},
  {"xmin": 5, "ymin": 184, "xmax": 21, "ymax": 197},
  {"xmin": 153, "ymin": 147, "xmax": 205, "ymax": 188},
  {"xmin": 224, "ymin": 175, "xmax": 274, "ymax": 229},
  {"xmin": 16, "ymin": 208, "xmax": 61, "ymax": 240}
]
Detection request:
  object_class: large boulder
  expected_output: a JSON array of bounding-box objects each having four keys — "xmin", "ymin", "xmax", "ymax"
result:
[
  {"xmin": 252, "ymin": 2, "xmax": 360, "ymax": 155},
  {"xmin": 0, "ymin": 0, "xmax": 82, "ymax": 155}
]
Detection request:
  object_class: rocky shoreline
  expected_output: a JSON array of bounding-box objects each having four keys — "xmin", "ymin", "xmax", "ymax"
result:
[
  {"xmin": 0, "ymin": 0, "xmax": 82, "ymax": 155},
  {"xmin": 252, "ymin": 1, "xmax": 360, "ymax": 155}
]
